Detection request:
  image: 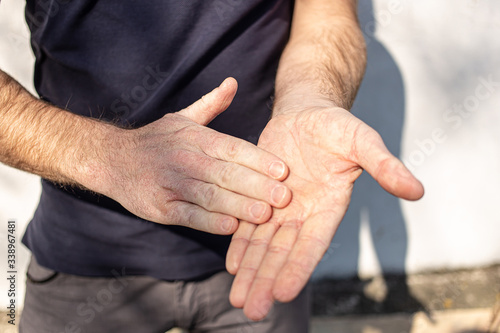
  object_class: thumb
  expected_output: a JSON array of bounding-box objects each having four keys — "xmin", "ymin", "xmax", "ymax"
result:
[
  {"xmin": 354, "ymin": 126, "xmax": 425, "ymax": 201},
  {"xmin": 177, "ymin": 77, "xmax": 238, "ymax": 126}
]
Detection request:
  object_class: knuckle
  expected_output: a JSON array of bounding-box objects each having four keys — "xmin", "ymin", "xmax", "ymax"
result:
[
  {"xmin": 168, "ymin": 203, "xmax": 198, "ymax": 230},
  {"xmin": 217, "ymin": 163, "xmax": 234, "ymax": 186},
  {"xmin": 163, "ymin": 202, "xmax": 182, "ymax": 225},
  {"xmin": 201, "ymin": 183, "xmax": 219, "ymax": 209},
  {"xmin": 163, "ymin": 190, "xmax": 180, "ymax": 202},
  {"xmin": 184, "ymin": 208, "xmax": 198, "ymax": 230},
  {"xmin": 223, "ymin": 139, "xmax": 242, "ymax": 161},
  {"xmin": 151, "ymin": 192, "xmax": 170, "ymax": 216}
]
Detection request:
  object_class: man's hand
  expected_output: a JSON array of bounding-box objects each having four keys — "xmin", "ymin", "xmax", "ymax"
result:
[
  {"xmin": 0, "ymin": 71, "xmax": 291, "ymax": 235},
  {"xmin": 84, "ymin": 78, "xmax": 292, "ymax": 234},
  {"xmin": 226, "ymin": 106, "xmax": 424, "ymax": 320}
]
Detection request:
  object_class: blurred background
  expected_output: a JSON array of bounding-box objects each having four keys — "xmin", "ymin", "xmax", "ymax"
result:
[{"xmin": 0, "ymin": 0, "xmax": 499, "ymax": 332}]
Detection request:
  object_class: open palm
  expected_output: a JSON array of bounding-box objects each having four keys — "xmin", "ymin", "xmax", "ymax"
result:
[{"xmin": 226, "ymin": 107, "xmax": 424, "ymax": 320}]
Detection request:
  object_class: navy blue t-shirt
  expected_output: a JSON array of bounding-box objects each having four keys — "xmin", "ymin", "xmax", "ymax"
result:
[{"xmin": 22, "ymin": 0, "xmax": 293, "ymax": 280}]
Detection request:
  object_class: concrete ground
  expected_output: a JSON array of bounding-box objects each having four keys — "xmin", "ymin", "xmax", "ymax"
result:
[
  {"xmin": 311, "ymin": 308, "xmax": 500, "ymax": 333},
  {"xmin": 2, "ymin": 307, "xmax": 499, "ymax": 333},
  {"xmin": 1, "ymin": 267, "xmax": 498, "ymax": 332}
]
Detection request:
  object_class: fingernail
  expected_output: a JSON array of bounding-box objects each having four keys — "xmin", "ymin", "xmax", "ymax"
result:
[
  {"xmin": 251, "ymin": 203, "xmax": 266, "ymax": 220},
  {"xmin": 222, "ymin": 218, "xmax": 234, "ymax": 233},
  {"xmin": 269, "ymin": 161, "xmax": 285, "ymax": 179},
  {"xmin": 271, "ymin": 185, "xmax": 287, "ymax": 205}
]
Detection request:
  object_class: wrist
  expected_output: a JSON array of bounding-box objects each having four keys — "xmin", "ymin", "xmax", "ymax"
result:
[
  {"xmin": 65, "ymin": 118, "xmax": 130, "ymax": 196},
  {"xmin": 272, "ymin": 86, "xmax": 340, "ymax": 118}
]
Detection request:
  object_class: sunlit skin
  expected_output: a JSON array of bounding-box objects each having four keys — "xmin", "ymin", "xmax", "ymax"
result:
[
  {"xmin": 0, "ymin": 0, "xmax": 425, "ymax": 325},
  {"xmin": 227, "ymin": 106, "xmax": 424, "ymax": 321},
  {"xmin": 222, "ymin": 0, "xmax": 425, "ymax": 320}
]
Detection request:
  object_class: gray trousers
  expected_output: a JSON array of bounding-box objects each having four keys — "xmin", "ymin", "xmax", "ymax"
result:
[{"xmin": 19, "ymin": 257, "xmax": 310, "ymax": 333}]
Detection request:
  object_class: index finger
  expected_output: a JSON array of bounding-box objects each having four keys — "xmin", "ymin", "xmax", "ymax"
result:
[
  {"xmin": 196, "ymin": 131, "xmax": 290, "ymax": 181},
  {"xmin": 226, "ymin": 221, "xmax": 257, "ymax": 275}
]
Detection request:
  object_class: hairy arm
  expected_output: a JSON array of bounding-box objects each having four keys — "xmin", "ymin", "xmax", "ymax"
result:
[
  {"xmin": 274, "ymin": 0, "xmax": 366, "ymax": 113},
  {"xmin": 0, "ymin": 69, "xmax": 115, "ymax": 186}
]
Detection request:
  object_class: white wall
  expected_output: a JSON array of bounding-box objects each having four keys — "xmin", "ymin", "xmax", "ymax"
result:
[
  {"xmin": 0, "ymin": 0, "xmax": 499, "ymax": 309},
  {"xmin": 315, "ymin": 0, "xmax": 500, "ymax": 280}
]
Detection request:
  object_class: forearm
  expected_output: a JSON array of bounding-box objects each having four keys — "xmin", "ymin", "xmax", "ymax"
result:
[
  {"xmin": 0, "ymin": 69, "xmax": 119, "ymax": 188},
  {"xmin": 274, "ymin": 0, "xmax": 366, "ymax": 114}
]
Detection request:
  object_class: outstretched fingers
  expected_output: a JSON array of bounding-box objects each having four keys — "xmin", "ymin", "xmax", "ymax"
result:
[{"xmin": 232, "ymin": 212, "xmax": 339, "ymax": 321}]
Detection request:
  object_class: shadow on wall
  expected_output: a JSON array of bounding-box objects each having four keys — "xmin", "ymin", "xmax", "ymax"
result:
[{"xmin": 313, "ymin": 0, "xmax": 424, "ymax": 313}]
